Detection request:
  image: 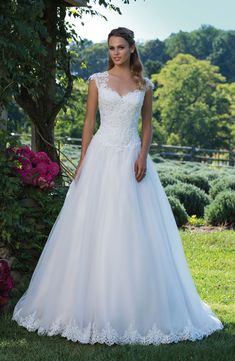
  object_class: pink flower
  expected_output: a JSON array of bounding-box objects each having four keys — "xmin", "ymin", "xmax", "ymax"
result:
[
  {"xmin": 48, "ymin": 162, "xmax": 60, "ymax": 177},
  {"xmin": 18, "ymin": 158, "xmax": 32, "ymax": 171},
  {"xmin": 49, "ymin": 181, "xmax": 55, "ymax": 188},
  {"xmin": 35, "ymin": 162, "xmax": 48, "ymax": 175},
  {"xmin": 9, "ymin": 145, "xmax": 60, "ymax": 190},
  {"xmin": 16, "ymin": 145, "xmax": 32, "ymax": 158},
  {"xmin": 31, "ymin": 152, "xmax": 50, "ymax": 163},
  {"xmin": 45, "ymin": 173, "xmax": 53, "ymax": 182}
]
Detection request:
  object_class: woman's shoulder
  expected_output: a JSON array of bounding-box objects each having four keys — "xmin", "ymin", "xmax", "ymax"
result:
[
  {"xmin": 143, "ymin": 76, "xmax": 154, "ymax": 91},
  {"xmin": 88, "ymin": 71, "xmax": 107, "ymax": 82}
]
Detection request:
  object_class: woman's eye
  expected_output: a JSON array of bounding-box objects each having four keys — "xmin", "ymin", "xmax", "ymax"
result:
[{"xmin": 109, "ymin": 46, "xmax": 124, "ymax": 50}]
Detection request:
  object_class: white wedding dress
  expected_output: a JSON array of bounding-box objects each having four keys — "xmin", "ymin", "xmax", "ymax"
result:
[{"xmin": 12, "ymin": 71, "xmax": 223, "ymax": 346}]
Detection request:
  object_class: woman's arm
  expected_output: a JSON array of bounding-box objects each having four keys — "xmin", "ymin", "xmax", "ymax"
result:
[
  {"xmin": 74, "ymin": 78, "xmax": 98, "ymax": 177},
  {"xmin": 79, "ymin": 78, "xmax": 98, "ymax": 161},
  {"xmin": 140, "ymin": 87, "xmax": 153, "ymax": 159},
  {"xmin": 134, "ymin": 87, "xmax": 153, "ymax": 182}
]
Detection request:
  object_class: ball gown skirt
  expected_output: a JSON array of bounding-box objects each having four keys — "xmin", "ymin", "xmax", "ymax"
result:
[
  {"xmin": 11, "ymin": 72, "xmax": 224, "ymax": 346},
  {"xmin": 11, "ymin": 135, "xmax": 224, "ymax": 345}
]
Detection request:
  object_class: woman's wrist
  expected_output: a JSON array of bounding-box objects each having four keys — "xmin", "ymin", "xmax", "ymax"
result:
[{"xmin": 139, "ymin": 151, "xmax": 147, "ymax": 161}]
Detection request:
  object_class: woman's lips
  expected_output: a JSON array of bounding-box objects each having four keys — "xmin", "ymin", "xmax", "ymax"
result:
[{"xmin": 114, "ymin": 58, "xmax": 121, "ymax": 60}]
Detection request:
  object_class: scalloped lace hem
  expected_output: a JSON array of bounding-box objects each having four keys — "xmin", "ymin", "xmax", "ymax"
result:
[{"xmin": 12, "ymin": 310, "xmax": 224, "ymax": 346}]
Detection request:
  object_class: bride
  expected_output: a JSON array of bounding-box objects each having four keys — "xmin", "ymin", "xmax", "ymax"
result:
[{"xmin": 12, "ymin": 26, "xmax": 224, "ymax": 346}]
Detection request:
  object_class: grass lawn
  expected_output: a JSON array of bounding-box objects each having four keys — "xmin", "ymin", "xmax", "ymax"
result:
[{"xmin": 0, "ymin": 230, "xmax": 234, "ymax": 361}]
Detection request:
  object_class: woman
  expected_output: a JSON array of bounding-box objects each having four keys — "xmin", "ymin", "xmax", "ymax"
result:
[{"xmin": 12, "ymin": 27, "xmax": 223, "ymax": 346}]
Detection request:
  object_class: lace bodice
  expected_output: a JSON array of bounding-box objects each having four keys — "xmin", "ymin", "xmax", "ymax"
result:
[{"xmin": 88, "ymin": 71, "xmax": 154, "ymax": 148}]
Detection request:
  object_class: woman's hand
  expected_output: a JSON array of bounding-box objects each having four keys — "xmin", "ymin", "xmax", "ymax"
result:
[
  {"xmin": 74, "ymin": 159, "xmax": 83, "ymax": 179},
  {"xmin": 134, "ymin": 155, "xmax": 147, "ymax": 182}
]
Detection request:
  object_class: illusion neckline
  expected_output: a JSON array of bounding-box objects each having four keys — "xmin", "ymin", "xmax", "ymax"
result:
[{"xmin": 105, "ymin": 71, "xmax": 142, "ymax": 98}]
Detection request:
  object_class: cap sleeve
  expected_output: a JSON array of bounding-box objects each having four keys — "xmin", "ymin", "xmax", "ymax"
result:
[
  {"xmin": 144, "ymin": 77, "xmax": 154, "ymax": 91},
  {"xmin": 88, "ymin": 73, "xmax": 98, "ymax": 88}
]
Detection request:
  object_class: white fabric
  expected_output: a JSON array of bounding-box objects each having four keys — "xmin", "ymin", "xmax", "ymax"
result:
[{"xmin": 12, "ymin": 71, "xmax": 223, "ymax": 345}]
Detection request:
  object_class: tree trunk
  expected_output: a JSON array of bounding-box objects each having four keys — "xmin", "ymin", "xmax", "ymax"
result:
[
  {"xmin": 31, "ymin": 119, "xmax": 60, "ymax": 165},
  {"xmin": 15, "ymin": 0, "xmax": 72, "ymax": 170},
  {"xmin": 0, "ymin": 103, "xmax": 8, "ymax": 131}
]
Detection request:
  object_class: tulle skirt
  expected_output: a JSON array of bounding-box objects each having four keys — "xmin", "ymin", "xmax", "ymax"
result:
[{"xmin": 12, "ymin": 134, "xmax": 223, "ymax": 345}]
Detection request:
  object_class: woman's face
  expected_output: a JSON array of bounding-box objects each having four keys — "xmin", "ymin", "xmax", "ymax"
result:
[{"xmin": 108, "ymin": 36, "xmax": 134, "ymax": 66}]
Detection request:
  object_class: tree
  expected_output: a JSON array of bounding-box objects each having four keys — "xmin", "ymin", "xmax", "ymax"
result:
[
  {"xmin": 70, "ymin": 41, "xmax": 108, "ymax": 79},
  {"xmin": 153, "ymin": 54, "xmax": 234, "ymax": 149},
  {"xmin": 209, "ymin": 31, "xmax": 235, "ymax": 82},
  {"xmin": 165, "ymin": 25, "xmax": 235, "ymax": 82},
  {"xmin": 0, "ymin": 0, "xmax": 133, "ymax": 165}
]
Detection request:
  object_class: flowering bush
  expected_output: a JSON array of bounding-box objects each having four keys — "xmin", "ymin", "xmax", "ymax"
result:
[
  {"xmin": 8, "ymin": 145, "xmax": 60, "ymax": 190},
  {"xmin": 0, "ymin": 259, "xmax": 14, "ymax": 306}
]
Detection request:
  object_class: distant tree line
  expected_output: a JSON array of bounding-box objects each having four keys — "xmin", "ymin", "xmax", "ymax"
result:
[{"xmin": 71, "ymin": 25, "xmax": 235, "ymax": 83}]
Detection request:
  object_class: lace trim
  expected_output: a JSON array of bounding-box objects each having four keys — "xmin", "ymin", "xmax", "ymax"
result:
[
  {"xmin": 12, "ymin": 309, "xmax": 224, "ymax": 346},
  {"xmin": 88, "ymin": 72, "xmax": 108, "ymax": 90},
  {"xmin": 88, "ymin": 72, "xmax": 154, "ymax": 93},
  {"xmin": 144, "ymin": 77, "xmax": 155, "ymax": 90}
]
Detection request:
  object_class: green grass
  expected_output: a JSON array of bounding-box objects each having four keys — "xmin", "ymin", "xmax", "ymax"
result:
[{"xmin": 0, "ymin": 230, "xmax": 234, "ymax": 361}]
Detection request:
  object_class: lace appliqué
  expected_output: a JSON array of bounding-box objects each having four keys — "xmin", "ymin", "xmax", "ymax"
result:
[
  {"xmin": 88, "ymin": 72, "xmax": 109, "ymax": 90},
  {"xmin": 87, "ymin": 71, "xmax": 145, "ymax": 149},
  {"xmin": 12, "ymin": 309, "xmax": 223, "ymax": 346},
  {"xmin": 144, "ymin": 77, "xmax": 155, "ymax": 91},
  {"xmin": 88, "ymin": 71, "xmax": 154, "ymax": 93}
]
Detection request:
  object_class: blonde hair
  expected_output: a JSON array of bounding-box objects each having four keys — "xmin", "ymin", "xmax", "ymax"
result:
[{"xmin": 107, "ymin": 27, "xmax": 146, "ymax": 89}]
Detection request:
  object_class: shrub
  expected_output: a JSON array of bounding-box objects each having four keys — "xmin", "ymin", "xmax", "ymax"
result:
[
  {"xmin": 205, "ymin": 190, "xmax": 235, "ymax": 226},
  {"xmin": 0, "ymin": 130, "xmax": 67, "ymax": 274},
  {"xmin": 167, "ymin": 196, "xmax": 188, "ymax": 228},
  {"xmin": 158, "ymin": 173, "xmax": 179, "ymax": 187},
  {"xmin": 209, "ymin": 177, "xmax": 235, "ymax": 198},
  {"xmin": 175, "ymin": 173, "xmax": 210, "ymax": 193},
  {"xmin": 165, "ymin": 183, "xmax": 210, "ymax": 217},
  {"xmin": 0, "ymin": 259, "xmax": 14, "ymax": 307}
]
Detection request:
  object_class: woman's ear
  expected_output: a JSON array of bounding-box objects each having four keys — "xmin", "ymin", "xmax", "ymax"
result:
[{"xmin": 130, "ymin": 45, "xmax": 135, "ymax": 54}]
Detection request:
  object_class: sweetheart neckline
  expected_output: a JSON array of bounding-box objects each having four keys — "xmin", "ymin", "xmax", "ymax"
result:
[{"xmin": 104, "ymin": 71, "xmax": 142, "ymax": 98}]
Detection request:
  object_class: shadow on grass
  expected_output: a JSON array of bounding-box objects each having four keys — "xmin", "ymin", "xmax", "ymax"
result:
[{"xmin": 1, "ymin": 308, "xmax": 234, "ymax": 361}]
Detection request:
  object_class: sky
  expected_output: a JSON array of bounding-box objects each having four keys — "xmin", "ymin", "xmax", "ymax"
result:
[{"xmin": 69, "ymin": 0, "xmax": 235, "ymax": 43}]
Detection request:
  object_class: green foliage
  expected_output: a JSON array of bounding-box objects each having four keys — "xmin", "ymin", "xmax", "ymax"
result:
[
  {"xmin": 174, "ymin": 173, "xmax": 210, "ymax": 193},
  {"xmin": 187, "ymin": 215, "xmax": 207, "ymax": 227},
  {"xmin": 0, "ymin": 0, "xmax": 46, "ymax": 103},
  {"xmin": 165, "ymin": 25, "xmax": 235, "ymax": 82},
  {"xmin": 158, "ymin": 173, "xmax": 179, "ymax": 187},
  {"xmin": 55, "ymin": 78, "xmax": 100, "ymax": 138},
  {"xmin": 167, "ymin": 196, "xmax": 188, "ymax": 227},
  {"xmin": 71, "ymin": 25, "xmax": 235, "ymax": 83},
  {"xmin": 165, "ymin": 182, "xmax": 210, "ymax": 217},
  {"xmin": 153, "ymin": 53, "xmax": 234, "ymax": 149},
  {"xmin": 70, "ymin": 41, "xmax": 108, "ymax": 79},
  {"xmin": 209, "ymin": 177, "xmax": 235, "ymax": 198},
  {"xmin": 205, "ymin": 190, "xmax": 235, "ymax": 226},
  {"xmin": 0, "ymin": 130, "xmax": 67, "ymax": 273},
  {"xmin": 158, "ymin": 167, "xmax": 210, "ymax": 193},
  {"xmin": 1, "ymin": 0, "xmax": 131, "ymax": 161},
  {"xmin": 0, "ymin": 0, "xmax": 127, "ymax": 104}
]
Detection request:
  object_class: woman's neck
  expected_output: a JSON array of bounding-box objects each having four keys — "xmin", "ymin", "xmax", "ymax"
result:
[{"xmin": 108, "ymin": 65, "xmax": 132, "ymax": 78}]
